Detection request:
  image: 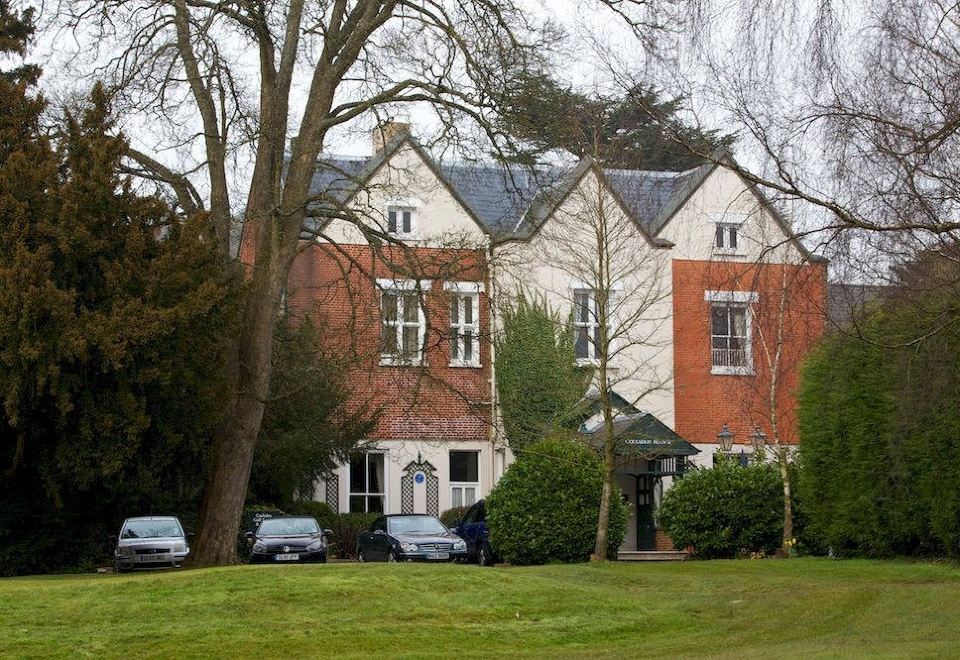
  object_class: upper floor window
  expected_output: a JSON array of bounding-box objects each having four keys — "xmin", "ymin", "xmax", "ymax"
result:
[
  {"xmin": 379, "ymin": 279, "xmax": 429, "ymax": 366},
  {"xmin": 445, "ymin": 282, "xmax": 483, "ymax": 367},
  {"xmin": 706, "ymin": 290, "xmax": 757, "ymax": 375},
  {"xmin": 715, "ymin": 223, "xmax": 739, "ymax": 252},
  {"xmin": 386, "ymin": 202, "xmax": 417, "ymax": 237},
  {"xmin": 574, "ymin": 288, "xmax": 616, "ymax": 363}
]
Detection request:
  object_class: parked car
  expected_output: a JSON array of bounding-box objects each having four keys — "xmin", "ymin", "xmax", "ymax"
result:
[
  {"xmin": 114, "ymin": 516, "xmax": 189, "ymax": 572},
  {"xmin": 248, "ymin": 516, "xmax": 331, "ymax": 564},
  {"xmin": 356, "ymin": 514, "xmax": 467, "ymax": 562},
  {"xmin": 454, "ymin": 499, "xmax": 498, "ymax": 566}
]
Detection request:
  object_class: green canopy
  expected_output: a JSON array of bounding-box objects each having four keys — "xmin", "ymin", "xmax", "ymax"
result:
[{"xmin": 580, "ymin": 412, "xmax": 700, "ymax": 458}]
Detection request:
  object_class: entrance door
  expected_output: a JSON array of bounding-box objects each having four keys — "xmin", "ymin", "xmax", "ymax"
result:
[{"xmin": 636, "ymin": 475, "xmax": 656, "ymax": 551}]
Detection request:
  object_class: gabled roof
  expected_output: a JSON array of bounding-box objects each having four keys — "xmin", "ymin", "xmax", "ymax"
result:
[{"xmin": 304, "ymin": 136, "xmax": 818, "ymax": 261}]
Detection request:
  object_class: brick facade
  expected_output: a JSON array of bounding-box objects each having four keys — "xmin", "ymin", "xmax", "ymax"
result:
[
  {"xmin": 672, "ymin": 259, "xmax": 828, "ymax": 447},
  {"xmin": 285, "ymin": 241, "xmax": 492, "ymax": 441}
]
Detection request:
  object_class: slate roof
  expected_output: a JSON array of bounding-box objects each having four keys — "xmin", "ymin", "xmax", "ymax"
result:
[{"xmin": 303, "ymin": 134, "xmax": 809, "ymax": 258}]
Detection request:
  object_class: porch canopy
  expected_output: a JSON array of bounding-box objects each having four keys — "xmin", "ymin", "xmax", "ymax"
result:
[
  {"xmin": 575, "ymin": 390, "xmax": 699, "ymax": 476},
  {"xmin": 580, "ymin": 412, "xmax": 700, "ymax": 460}
]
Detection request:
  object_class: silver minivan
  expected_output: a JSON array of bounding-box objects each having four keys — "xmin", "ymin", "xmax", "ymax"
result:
[{"xmin": 114, "ymin": 516, "xmax": 190, "ymax": 572}]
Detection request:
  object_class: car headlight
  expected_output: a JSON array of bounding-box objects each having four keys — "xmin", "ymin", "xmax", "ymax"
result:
[
  {"xmin": 453, "ymin": 540, "xmax": 466, "ymax": 551},
  {"xmin": 306, "ymin": 539, "xmax": 323, "ymax": 552},
  {"xmin": 400, "ymin": 542, "xmax": 418, "ymax": 553},
  {"xmin": 120, "ymin": 545, "xmax": 135, "ymax": 556},
  {"xmin": 252, "ymin": 542, "xmax": 267, "ymax": 552},
  {"xmin": 173, "ymin": 542, "xmax": 187, "ymax": 553}
]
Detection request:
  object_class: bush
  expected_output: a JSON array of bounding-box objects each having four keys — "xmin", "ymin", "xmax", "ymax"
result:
[
  {"xmin": 486, "ymin": 436, "xmax": 627, "ymax": 565},
  {"xmin": 658, "ymin": 458, "xmax": 783, "ymax": 559},
  {"xmin": 286, "ymin": 500, "xmax": 337, "ymax": 531},
  {"xmin": 440, "ymin": 506, "xmax": 469, "ymax": 528},
  {"xmin": 328, "ymin": 512, "xmax": 379, "ymax": 559}
]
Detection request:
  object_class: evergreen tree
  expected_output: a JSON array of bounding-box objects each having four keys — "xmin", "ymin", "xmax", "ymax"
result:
[
  {"xmin": 0, "ymin": 60, "xmax": 241, "ymax": 573},
  {"xmin": 497, "ymin": 72, "xmax": 736, "ymax": 170}
]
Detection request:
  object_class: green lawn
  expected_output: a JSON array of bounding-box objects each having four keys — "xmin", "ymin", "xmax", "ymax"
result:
[{"xmin": 2, "ymin": 559, "xmax": 959, "ymax": 658}]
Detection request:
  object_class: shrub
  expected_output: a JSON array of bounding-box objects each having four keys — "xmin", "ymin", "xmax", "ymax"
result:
[
  {"xmin": 286, "ymin": 500, "xmax": 337, "ymax": 531},
  {"xmin": 486, "ymin": 436, "xmax": 627, "ymax": 565},
  {"xmin": 328, "ymin": 512, "xmax": 379, "ymax": 559},
  {"xmin": 440, "ymin": 506, "xmax": 469, "ymax": 528},
  {"xmin": 658, "ymin": 458, "xmax": 783, "ymax": 559}
]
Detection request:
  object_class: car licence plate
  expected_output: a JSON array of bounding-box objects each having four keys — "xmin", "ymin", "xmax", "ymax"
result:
[
  {"xmin": 275, "ymin": 553, "xmax": 299, "ymax": 561},
  {"xmin": 138, "ymin": 555, "xmax": 167, "ymax": 562},
  {"xmin": 426, "ymin": 552, "xmax": 449, "ymax": 560}
]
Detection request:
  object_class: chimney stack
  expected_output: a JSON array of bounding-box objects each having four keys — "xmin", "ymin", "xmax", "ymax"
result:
[{"xmin": 372, "ymin": 121, "xmax": 411, "ymax": 154}]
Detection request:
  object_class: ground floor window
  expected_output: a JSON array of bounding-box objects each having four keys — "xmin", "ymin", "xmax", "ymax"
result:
[
  {"xmin": 349, "ymin": 452, "xmax": 385, "ymax": 513},
  {"xmin": 450, "ymin": 450, "xmax": 479, "ymax": 508}
]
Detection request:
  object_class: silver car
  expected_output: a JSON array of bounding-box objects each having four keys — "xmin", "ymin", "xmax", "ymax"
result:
[{"xmin": 114, "ymin": 516, "xmax": 190, "ymax": 572}]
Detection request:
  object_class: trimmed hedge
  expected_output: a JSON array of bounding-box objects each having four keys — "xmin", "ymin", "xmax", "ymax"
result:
[
  {"xmin": 486, "ymin": 437, "xmax": 627, "ymax": 565},
  {"xmin": 658, "ymin": 459, "xmax": 783, "ymax": 559},
  {"xmin": 798, "ymin": 289, "xmax": 960, "ymax": 558}
]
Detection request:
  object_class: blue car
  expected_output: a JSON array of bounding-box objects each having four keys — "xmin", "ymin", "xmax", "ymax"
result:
[{"xmin": 455, "ymin": 500, "xmax": 497, "ymax": 566}]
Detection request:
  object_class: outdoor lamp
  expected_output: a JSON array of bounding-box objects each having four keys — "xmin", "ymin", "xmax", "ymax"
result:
[
  {"xmin": 717, "ymin": 424, "xmax": 735, "ymax": 452},
  {"xmin": 750, "ymin": 426, "xmax": 768, "ymax": 453}
]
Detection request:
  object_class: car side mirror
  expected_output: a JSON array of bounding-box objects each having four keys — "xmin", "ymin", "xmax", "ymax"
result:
[
  {"xmin": 244, "ymin": 531, "xmax": 254, "ymax": 544},
  {"xmin": 374, "ymin": 529, "xmax": 385, "ymax": 535},
  {"xmin": 323, "ymin": 529, "xmax": 333, "ymax": 538}
]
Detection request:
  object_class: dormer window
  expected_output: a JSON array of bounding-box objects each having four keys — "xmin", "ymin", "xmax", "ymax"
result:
[
  {"xmin": 387, "ymin": 205, "xmax": 415, "ymax": 236},
  {"xmin": 715, "ymin": 223, "xmax": 738, "ymax": 252}
]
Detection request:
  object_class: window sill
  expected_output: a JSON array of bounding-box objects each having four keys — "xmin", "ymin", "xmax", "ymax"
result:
[
  {"xmin": 711, "ymin": 366, "xmax": 755, "ymax": 376},
  {"xmin": 380, "ymin": 356, "xmax": 426, "ymax": 367},
  {"xmin": 448, "ymin": 360, "xmax": 482, "ymax": 369},
  {"xmin": 575, "ymin": 358, "xmax": 599, "ymax": 367},
  {"xmin": 712, "ymin": 250, "xmax": 746, "ymax": 258}
]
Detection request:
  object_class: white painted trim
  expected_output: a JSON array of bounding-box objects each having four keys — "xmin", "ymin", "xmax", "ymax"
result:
[
  {"xmin": 376, "ymin": 278, "xmax": 433, "ymax": 291},
  {"xmin": 704, "ymin": 290, "xmax": 758, "ymax": 303},
  {"xmin": 384, "ymin": 199, "xmax": 422, "ymax": 239},
  {"xmin": 443, "ymin": 281, "xmax": 486, "ymax": 293},
  {"xmin": 711, "ymin": 365, "xmax": 755, "ymax": 376}
]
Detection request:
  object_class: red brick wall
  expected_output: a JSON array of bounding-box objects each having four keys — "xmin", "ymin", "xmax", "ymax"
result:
[
  {"xmin": 672, "ymin": 259, "xmax": 827, "ymax": 446},
  {"xmin": 285, "ymin": 241, "xmax": 492, "ymax": 441}
]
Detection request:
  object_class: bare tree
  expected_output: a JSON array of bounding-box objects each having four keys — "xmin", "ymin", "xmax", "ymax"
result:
[{"xmin": 49, "ymin": 0, "xmax": 550, "ymax": 565}]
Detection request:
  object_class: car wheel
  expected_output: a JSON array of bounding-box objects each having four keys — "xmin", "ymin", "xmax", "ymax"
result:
[
  {"xmin": 479, "ymin": 543, "xmax": 494, "ymax": 567},
  {"xmin": 357, "ymin": 548, "xmax": 366, "ymax": 563},
  {"xmin": 319, "ymin": 553, "xmax": 327, "ymax": 564},
  {"xmin": 114, "ymin": 559, "xmax": 130, "ymax": 574},
  {"xmin": 387, "ymin": 550, "xmax": 398, "ymax": 563}
]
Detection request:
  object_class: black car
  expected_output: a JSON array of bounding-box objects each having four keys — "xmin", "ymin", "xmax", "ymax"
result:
[
  {"xmin": 356, "ymin": 514, "xmax": 467, "ymax": 562},
  {"xmin": 454, "ymin": 499, "xmax": 498, "ymax": 566},
  {"xmin": 248, "ymin": 516, "xmax": 331, "ymax": 564}
]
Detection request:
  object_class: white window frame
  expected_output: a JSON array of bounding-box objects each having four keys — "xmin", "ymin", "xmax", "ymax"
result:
[
  {"xmin": 571, "ymin": 282, "xmax": 622, "ymax": 366},
  {"xmin": 378, "ymin": 278, "xmax": 432, "ymax": 366},
  {"xmin": 710, "ymin": 212, "xmax": 747, "ymax": 255},
  {"xmin": 444, "ymin": 281, "xmax": 483, "ymax": 367},
  {"xmin": 705, "ymin": 290, "xmax": 757, "ymax": 375},
  {"xmin": 348, "ymin": 450, "xmax": 387, "ymax": 514},
  {"xmin": 385, "ymin": 198, "xmax": 421, "ymax": 239},
  {"xmin": 449, "ymin": 450, "xmax": 480, "ymax": 509}
]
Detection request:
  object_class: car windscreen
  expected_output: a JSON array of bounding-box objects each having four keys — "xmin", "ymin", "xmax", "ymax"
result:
[
  {"xmin": 257, "ymin": 518, "xmax": 319, "ymax": 536},
  {"xmin": 388, "ymin": 516, "xmax": 448, "ymax": 535},
  {"xmin": 121, "ymin": 519, "xmax": 183, "ymax": 539}
]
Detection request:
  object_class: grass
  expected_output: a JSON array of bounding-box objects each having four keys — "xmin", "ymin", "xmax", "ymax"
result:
[{"xmin": 2, "ymin": 559, "xmax": 960, "ymax": 658}]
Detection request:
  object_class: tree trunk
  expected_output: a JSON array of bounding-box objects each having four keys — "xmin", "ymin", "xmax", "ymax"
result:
[
  {"xmin": 592, "ymin": 382, "xmax": 616, "ymax": 561},
  {"xmin": 189, "ymin": 232, "xmax": 290, "ymax": 566},
  {"xmin": 777, "ymin": 445, "xmax": 794, "ymax": 555}
]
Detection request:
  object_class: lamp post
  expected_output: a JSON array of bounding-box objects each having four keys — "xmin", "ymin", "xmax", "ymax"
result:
[
  {"xmin": 717, "ymin": 424, "xmax": 735, "ymax": 452},
  {"xmin": 749, "ymin": 426, "xmax": 768, "ymax": 454}
]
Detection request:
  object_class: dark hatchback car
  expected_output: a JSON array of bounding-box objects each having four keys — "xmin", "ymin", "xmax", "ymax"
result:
[
  {"xmin": 357, "ymin": 514, "xmax": 467, "ymax": 562},
  {"xmin": 454, "ymin": 499, "xmax": 498, "ymax": 566},
  {"xmin": 248, "ymin": 516, "xmax": 331, "ymax": 564}
]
